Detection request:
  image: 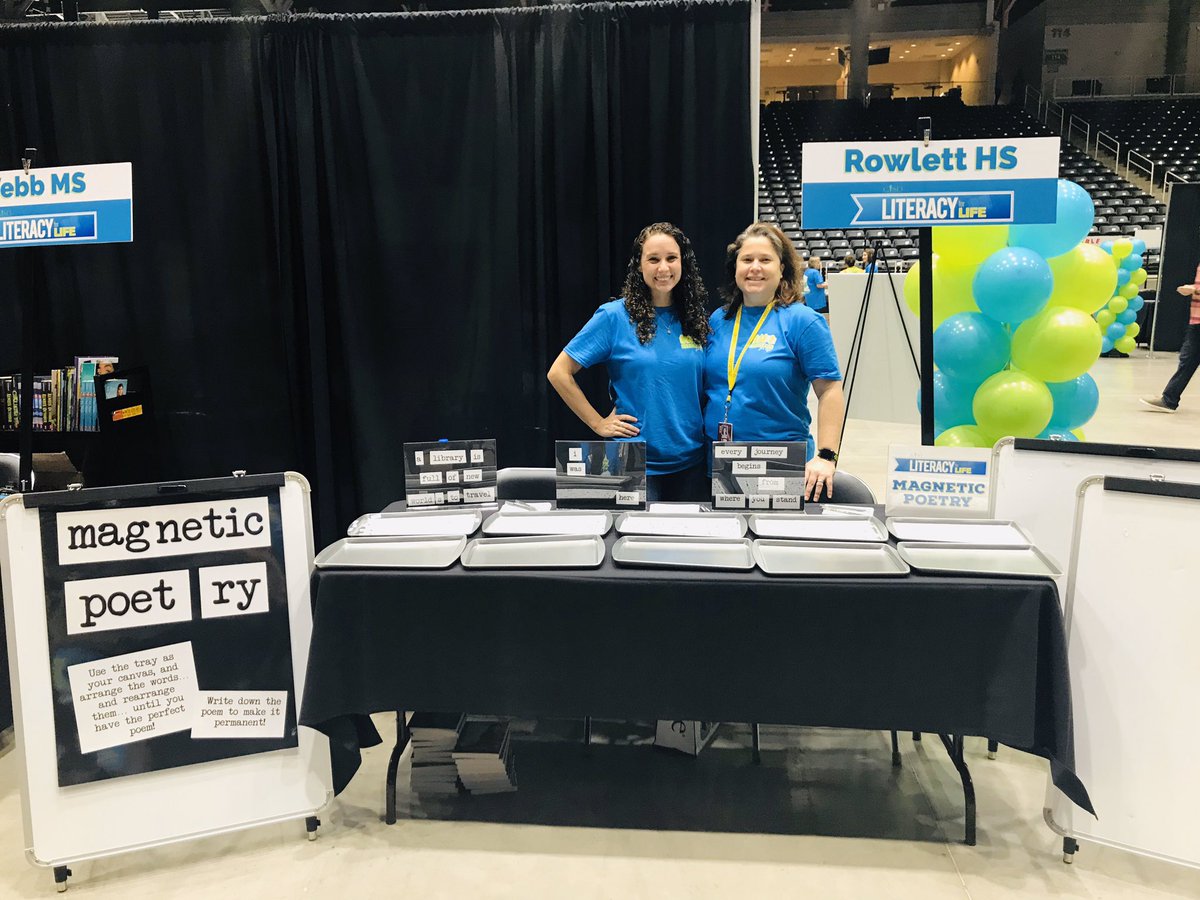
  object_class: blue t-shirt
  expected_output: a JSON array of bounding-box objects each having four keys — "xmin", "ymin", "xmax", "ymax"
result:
[
  {"xmin": 565, "ymin": 299, "xmax": 705, "ymax": 476},
  {"xmin": 702, "ymin": 302, "xmax": 842, "ymax": 459},
  {"xmin": 804, "ymin": 268, "xmax": 827, "ymax": 311}
]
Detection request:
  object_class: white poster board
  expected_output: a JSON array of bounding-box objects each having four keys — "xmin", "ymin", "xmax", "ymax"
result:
[
  {"xmin": 884, "ymin": 444, "xmax": 991, "ymax": 517},
  {"xmin": 1046, "ymin": 476, "xmax": 1200, "ymax": 869},
  {"xmin": 991, "ymin": 438, "xmax": 1200, "ymax": 576},
  {"xmin": 827, "ymin": 272, "xmax": 920, "ymax": 425},
  {"xmin": 0, "ymin": 472, "xmax": 331, "ymax": 869}
]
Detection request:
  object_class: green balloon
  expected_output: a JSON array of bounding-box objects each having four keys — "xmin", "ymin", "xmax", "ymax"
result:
[
  {"xmin": 1096, "ymin": 309, "xmax": 1116, "ymax": 329},
  {"xmin": 1131, "ymin": 267, "xmax": 1148, "ymax": 287},
  {"xmin": 1047, "ymin": 244, "xmax": 1118, "ymax": 315},
  {"xmin": 933, "ymin": 225, "xmax": 1009, "ymax": 266},
  {"xmin": 935, "ymin": 424, "xmax": 991, "ymax": 448},
  {"xmin": 903, "ymin": 256, "xmax": 979, "ymax": 327},
  {"xmin": 1108, "ymin": 296, "xmax": 1128, "ymax": 314},
  {"xmin": 1119, "ymin": 282, "xmax": 1139, "ymax": 300},
  {"xmin": 1011, "ymin": 305, "xmax": 1103, "ymax": 382},
  {"xmin": 1115, "ymin": 335, "xmax": 1137, "ymax": 354},
  {"xmin": 972, "ymin": 370, "xmax": 1054, "ymax": 440}
]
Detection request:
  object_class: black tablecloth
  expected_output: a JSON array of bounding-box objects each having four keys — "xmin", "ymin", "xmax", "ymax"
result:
[{"xmin": 299, "ymin": 533, "xmax": 1093, "ymax": 815}]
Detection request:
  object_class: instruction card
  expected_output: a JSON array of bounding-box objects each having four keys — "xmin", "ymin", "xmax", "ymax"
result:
[
  {"xmin": 710, "ymin": 441, "xmax": 806, "ymax": 510},
  {"xmin": 40, "ymin": 487, "xmax": 298, "ymax": 786},
  {"xmin": 404, "ymin": 439, "xmax": 497, "ymax": 507}
]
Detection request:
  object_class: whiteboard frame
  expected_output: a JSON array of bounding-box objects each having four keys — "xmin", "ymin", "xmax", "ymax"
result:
[
  {"xmin": 0, "ymin": 472, "xmax": 332, "ymax": 868},
  {"xmin": 1044, "ymin": 475, "xmax": 1200, "ymax": 869}
]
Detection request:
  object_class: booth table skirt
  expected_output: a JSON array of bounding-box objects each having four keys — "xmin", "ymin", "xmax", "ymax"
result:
[{"xmin": 299, "ymin": 534, "xmax": 1093, "ymax": 817}]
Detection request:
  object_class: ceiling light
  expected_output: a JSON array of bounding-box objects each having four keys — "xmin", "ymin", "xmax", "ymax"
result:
[{"xmin": 910, "ymin": 43, "xmax": 916, "ymax": 47}]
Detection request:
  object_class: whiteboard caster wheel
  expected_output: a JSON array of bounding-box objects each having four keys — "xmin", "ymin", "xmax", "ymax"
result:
[
  {"xmin": 53, "ymin": 866, "xmax": 71, "ymax": 892},
  {"xmin": 1062, "ymin": 837, "xmax": 1078, "ymax": 864},
  {"xmin": 305, "ymin": 816, "xmax": 320, "ymax": 841}
]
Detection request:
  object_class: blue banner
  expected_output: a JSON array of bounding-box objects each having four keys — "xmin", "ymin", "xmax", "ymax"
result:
[
  {"xmin": 801, "ymin": 178, "xmax": 1056, "ymax": 230},
  {"xmin": 0, "ymin": 199, "xmax": 132, "ymax": 248},
  {"xmin": 894, "ymin": 458, "xmax": 988, "ymax": 475}
]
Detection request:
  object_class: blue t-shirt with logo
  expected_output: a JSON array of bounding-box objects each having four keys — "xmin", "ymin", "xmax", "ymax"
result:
[
  {"xmin": 565, "ymin": 299, "xmax": 705, "ymax": 476},
  {"xmin": 702, "ymin": 302, "xmax": 842, "ymax": 459},
  {"xmin": 804, "ymin": 268, "xmax": 827, "ymax": 311}
]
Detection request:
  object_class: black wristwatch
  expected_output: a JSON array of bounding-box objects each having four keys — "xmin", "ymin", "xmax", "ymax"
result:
[{"xmin": 816, "ymin": 447, "xmax": 839, "ymax": 465}]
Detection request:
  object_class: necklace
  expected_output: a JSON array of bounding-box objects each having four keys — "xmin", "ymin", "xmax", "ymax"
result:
[{"xmin": 655, "ymin": 307, "xmax": 673, "ymax": 335}]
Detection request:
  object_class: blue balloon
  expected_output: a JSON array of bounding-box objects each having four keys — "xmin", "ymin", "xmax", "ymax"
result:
[
  {"xmin": 1127, "ymin": 295, "xmax": 1145, "ymax": 312},
  {"xmin": 1121, "ymin": 253, "xmax": 1144, "ymax": 271},
  {"xmin": 919, "ymin": 370, "xmax": 981, "ymax": 430},
  {"xmin": 1037, "ymin": 427, "xmax": 1080, "ymax": 442},
  {"xmin": 933, "ymin": 312, "xmax": 1011, "ymax": 383},
  {"xmin": 1117, "ymin": 309, "xmax": 1138, "ymax": 325},
  {"xmin": 1132, "ymin": 239, "xmax": 1147, "ymax": 256},
  {"xmin": 1116, "ymin": 268, "xmax": 1131, "ymax": 286},
  {"xmin": 1008, "ymin": 180, "xmax": 1095, "ymax": 258},
  {"xmin": 972, "ymin": 247, "xmax": 1054, "ymax": 324},
  {"xmin": 1101, "ymin": 336, "xmax": 1114, "ymax": 353},
  {"xmin": 1100, "ymin": 240, "xmax": 1114, "ymax": 254},
  {"xmin": 1046, "ymin": 373, "xmax": 1100, "ymax": 429},
  {"xmin": 1106, "ymin": 322, "xmax": 1127, "ymax": 341}
]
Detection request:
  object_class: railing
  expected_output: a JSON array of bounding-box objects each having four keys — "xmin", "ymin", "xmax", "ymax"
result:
[
  {"xmin": 1049, "ymin": 73, "xmax": 1200, "ymax": 101},
  {"xmin": 1095, "ymin": 130, "xmax": 1121, "ymax": 166},
  {"xmin": 1164, "ymin": 169, "xmax": 1189, "ymax": 191},
  {"xmin": 1127, "ymin": 149, "xmax": 1156, "ymax": 191},
  {"xmin": 1067, "ymin": 114, "xmax": 1090, "ymax": 151}
]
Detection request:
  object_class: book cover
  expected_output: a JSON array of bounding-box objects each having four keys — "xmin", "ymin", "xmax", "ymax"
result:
[{"xmin": 74, "ymin": 356, "xmax": 118, "ymax": 432}]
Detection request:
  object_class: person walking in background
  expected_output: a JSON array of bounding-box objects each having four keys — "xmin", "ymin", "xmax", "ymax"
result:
[
  {"xmin": 1141, "ymin": 266, "xmax": 1200, "ymax": 412},
  {"xmin": 804, "ymin": 256, "xmax": 828, "ymax": 314}
]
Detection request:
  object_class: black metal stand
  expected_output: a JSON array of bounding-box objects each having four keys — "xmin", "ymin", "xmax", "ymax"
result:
[
  {"xmin": 938, "ymin": 733, "xmax": 977, "ymax": 845},
  {"xmin": 918, "ymin": 226, "xmax": 935, "ymax": 445},
  {"xmin": 384, "ymin": 711, "xmax": 411, "ymax": 825}
]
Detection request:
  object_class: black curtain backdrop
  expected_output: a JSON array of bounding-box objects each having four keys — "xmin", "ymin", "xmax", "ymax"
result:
[{"xmin": 0, "ymin": 2, "xmax": 753, "ymax": 547}]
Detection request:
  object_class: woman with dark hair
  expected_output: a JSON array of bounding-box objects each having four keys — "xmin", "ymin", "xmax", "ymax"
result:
[
  {"xmin": 548, "ymin": 222, "xmax": 712, "ymax": 501},
  {"xmin": 703, "ymin": 222, "xmax": 845, "ymax": 501}
]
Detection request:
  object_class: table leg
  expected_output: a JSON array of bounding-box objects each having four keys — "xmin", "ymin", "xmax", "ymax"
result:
[
  {"xmin": 583, "ymin": 716, "xmax": 591, "ymax": 747},
  {"xmin": 938, "ymin": 733, "xmax": 976, "ymax": 845},
  {"xmin": 384, "ymin": 711, "xmax": 411, "ymax": 826},
  {"xmin": 986, "ymin": 739, "xmax": 998, "ymax": 760},
  {"xmin": 890, "ymin": 730, "xmax": 901, "ymax": 767},
  {"xmin": 752, "ymin": 723, "xmax": 761, "ymax": 764},
  {"xmin": 912, "ymin": 732, "xmax": 922, "ymax": 742}
]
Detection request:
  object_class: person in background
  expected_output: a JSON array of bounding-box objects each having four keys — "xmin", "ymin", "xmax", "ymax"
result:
[
  {"xmin": 1141, "ymin": 265, "xmax": 1200, "ymax": 412},
  {"xmin": 842, "ymin": 253, "xmax": 863, "ymax": 274},
  {"xmin": 703, "ymin": 222, "xmax": 845, "ymax": 501},
  {"xmin": 548, "ymin": 222, "xmax": 712, "ymax": 501},
  {"xmin": 862, "ymin": 247, "xmax": 887, "ymax": 273},
  {"xmin": 804, "ymin": 257, "xmax": 828, "ymax": 314}
]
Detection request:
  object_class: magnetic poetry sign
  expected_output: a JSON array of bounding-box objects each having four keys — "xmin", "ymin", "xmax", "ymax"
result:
[{"xmin": 42, "ymin": 488, "xmax": 297, "ymax": 786}]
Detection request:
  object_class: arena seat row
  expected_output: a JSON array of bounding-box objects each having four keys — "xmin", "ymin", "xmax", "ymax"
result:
[
  {"xmin": 759, "ymin": 98, "xmax": 1163, "ymax": 275},
  {"xmin": 1059, "ymin": 98, "xmax": 1200, "ymax": 185}
]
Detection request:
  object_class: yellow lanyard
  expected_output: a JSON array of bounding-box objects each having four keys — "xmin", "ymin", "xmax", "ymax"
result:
[{"xmin": 724, "ymin": 301, "xmax": 775, "ymax": 415}]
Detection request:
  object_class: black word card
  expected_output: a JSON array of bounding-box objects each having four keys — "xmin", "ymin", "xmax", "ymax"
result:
[
  {"xmin": 711, "ymin": 441, "xmax": 806, "ymax": 510},
  {"xmin": 38, "ymin": 482, "xmax": 297, "ymax": 787},
  {"xmin": 404, "ymin": 439, "xmax": 498, "ymax": 506},
  {"xmin": 554, "ymin": 440, "xmax": 647, "ymax": 510}
]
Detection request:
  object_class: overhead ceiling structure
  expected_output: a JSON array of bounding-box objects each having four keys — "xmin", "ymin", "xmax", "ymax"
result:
[{"xmin": 760, "ymin": 34, "xmax": 975, "ymax": 66}]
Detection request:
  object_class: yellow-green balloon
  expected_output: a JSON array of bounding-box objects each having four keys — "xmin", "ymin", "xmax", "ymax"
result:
[
  {"xmin": 1127, "ymin": 322, "xmax": 1141, "ymax": 338},
  {"xmin": 1072, "ymin": 428, "xmax": 1086, "ymax": 441},
  {"xmin": 1111, "ymin": 237, "xmax": 1133, "ymax": 259},
  {"xmin": 1119, "ymin": 282, "xmax": 1139, "ymax": 300},
  {"xmin": 933, "ymin": 225, "xmax": 1010, "ymax": 267},
  {"xmin": 1096, "ymin": 309, "xmax": 1116, "ymax": 329},
  {"xmin": 1108, "ymin": 296, "xmax": 1128, "ymax": 314},
  {"xmin": 935, "ymin": 424, "xmax": 991, "ymax": 448},
  {"xmin": 904, "ymin": 257, "xmax": 978, "ymax": 327},
  {"xmin": 1047, "ymin": 244, "xmax": 1117, "ymax": 315},
  {"xmin": 1011, "ymin": 305, "xmax": 1103, "ymax": 382},
  {"xmin": 1115, "ymin": 335, "xmax": 1136, "ymax": 354},
  {"xmin": 972, "ymin": 370, "xmax": 1054, "ymax": 440},
  {"xmin": 1131, "ymin": 267, "xmax": 1147, "ymax": 287}
]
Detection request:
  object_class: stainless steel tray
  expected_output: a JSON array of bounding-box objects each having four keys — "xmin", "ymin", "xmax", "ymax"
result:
[
  {"xmin": 612, "ymin": 535, "xmax": 755, "ymax": 571},
  {"xmin": 753, "ymin": 540, "xmax": 910, "ymax": 576},
  {"xmin": 614, "ymin": 512, "xmax": 747, "ymax": 538},
  {"xmin": 347, "ymin": 509, "xmax": 482, "ymax": 538},
  {"xmin": 895, "ymin": 542, "xmax": 1061, "ymax": 577},
  {"xmin": 885, "ymin": 517, "xmax": 1031, "ymax": 545},
  {"xmin": 481, "ymin": 509, "xmax": 612, "ymax": 536},
  {"xmin": 315, "ymin": 535, "xmax": 467, "ymax": 569},
  {"xmin": 461, "ymin": 534, "xmax": 606, "ymax": 569},
  {"xmin": 748, "ymin": 514, "xmax": 887, "ymax": 542}
]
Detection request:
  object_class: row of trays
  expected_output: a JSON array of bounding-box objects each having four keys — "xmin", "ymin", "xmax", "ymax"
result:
[
  {"xmin": 315, "ymin": 533, "xmax": 1061, "ymax": 578},
  {"xmin": 347, "ymin": 508, "xmax": 1034, "ymax": 546}
]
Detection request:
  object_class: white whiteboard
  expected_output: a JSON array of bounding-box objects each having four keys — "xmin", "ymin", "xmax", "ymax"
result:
[
  {"xmin": 0, "ymin": 472, "xmax": 331, "ymax": 867},
  {"xmin": 827, "ymin": 272, "xmax": 920, "ymax": 425},
  {"xmin": 1046, "ymin": 477, "xmax": 1200, "ymax": 869},
  {"xmin": 991, "ymin": 438, "xmax": 1200, "ymax": 577}
]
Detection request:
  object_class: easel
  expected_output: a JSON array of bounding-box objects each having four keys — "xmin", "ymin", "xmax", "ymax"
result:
[{"xmin": 15, "ymin": 148, "xmax": 37, "ymax": 491}]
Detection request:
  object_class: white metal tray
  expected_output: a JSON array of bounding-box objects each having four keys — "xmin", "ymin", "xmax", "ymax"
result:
[
  {"xmin": 611, "ymin": 536, "xmax": 755, "ymax": 571},
  {"xmin": 748, "ymin": 514, "xmax": 887, "ymax": 542},
  {"xmin": 614, "ymin": 512, "xmax": 747, "ymax": 538},
  {"xmin": 315, "ymin": 535, "xmax": 468, "ymax": 569},
  {"xmin": 895, "ymin": 542, "xmax": 1061, "ymax": 577},
  {"xmin": 482, "ymin": 510, "xmax": 613, "ymax": 536},
  {"xmin": 347, "ymin": 509, "xmax": 482, "ymax": 538},
  {"xmin": 885, "ymin": 517, "xmax": 1031, "ymax": 545},
  {"xmin": 461, "ymin": 534, "xmax": 606, "ymax": 569},
  {"xmin": 753, "ymin": 540, "xmax": 910, "ymax": 576}
]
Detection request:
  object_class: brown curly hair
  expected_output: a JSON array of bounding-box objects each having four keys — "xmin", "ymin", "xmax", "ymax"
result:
[
  {"xmin": 619, "ymin": 223, "xmax": 712, "ymax": 345},
  {"xmin": 719, "ymin": 222, "xmax": 806, "ymax": 318}
]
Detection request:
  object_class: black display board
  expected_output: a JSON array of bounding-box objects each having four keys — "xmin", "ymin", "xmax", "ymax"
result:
[
  {"xmin": 1157, "ymin": 181, "xmax": 1200, "ymax": 352},
  {"xmin": 711, "ymin": 441, "xmax": 806, "ymax": 510},
  {"xmin": 35, "ymin": 485, "xmax": 297, "ymax": 786},
  {"xmin": 403, "ymin": 439, "xmax": 497, "ymax": 507},
  {"xmin": 554, "ymin": 440, "xmax": 647, "ymax": 509}
]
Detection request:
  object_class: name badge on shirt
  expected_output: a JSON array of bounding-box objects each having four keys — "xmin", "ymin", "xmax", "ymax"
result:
[{"xmin": 717, "ymin": 421, "xmax": 734, "ymax": 442}]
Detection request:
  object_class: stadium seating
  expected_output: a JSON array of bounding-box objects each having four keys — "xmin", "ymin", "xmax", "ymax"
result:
[
  {"xmin": 1060, "ymin": 98, "xmax": 1200, "ymax": 187},
  {"xmin": 759, "ymin": 98, "xmax": 1163, "ymax": 275}
]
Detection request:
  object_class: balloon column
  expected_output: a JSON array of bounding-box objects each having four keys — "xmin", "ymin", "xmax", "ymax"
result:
[
  {"xmin": 1094, "ymin": 237, "xmax": 1147, "ymax": 355},
  {"xmin": 907, "ymin": 179, "xmax": 1110, "ymax": 448}
]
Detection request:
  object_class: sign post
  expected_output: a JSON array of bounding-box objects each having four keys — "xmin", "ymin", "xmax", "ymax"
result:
[{"xmin": 801, "ymin": 136, "xmax": 1059, "ymax": 444}]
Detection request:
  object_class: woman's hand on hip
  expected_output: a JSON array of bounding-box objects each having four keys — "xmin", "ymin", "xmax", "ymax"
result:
[
  {"xmin": 592, "ymin": 412, "xmax": 640, "ymax": 438},
  {"xmin": 805, "ymin": 457, "xmax": 836, "ymax": 501}
]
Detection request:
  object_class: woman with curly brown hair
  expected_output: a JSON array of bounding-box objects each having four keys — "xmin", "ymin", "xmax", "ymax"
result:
[
  {"xmin": 547, "ymin": 222, "xmax": 712, "ymax": 501},
  {"xmin": 703, "ymin": 222, "xmax": 845, "ymax": 501}
]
